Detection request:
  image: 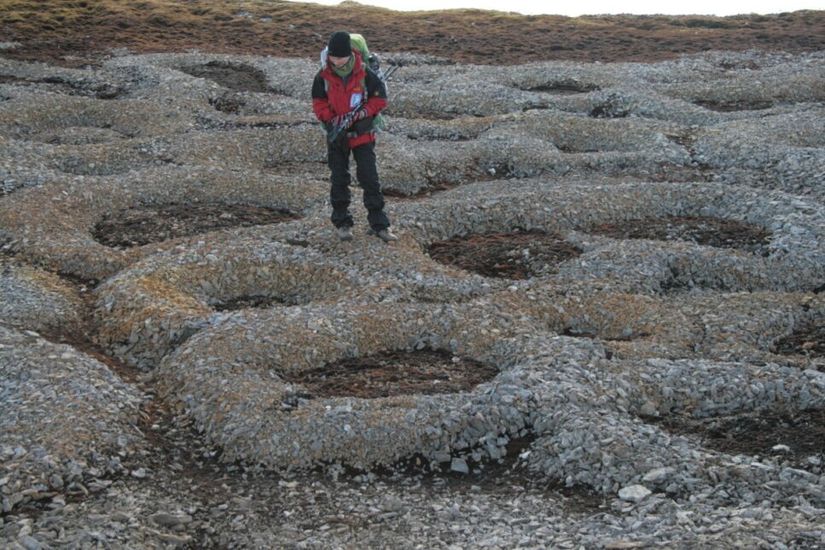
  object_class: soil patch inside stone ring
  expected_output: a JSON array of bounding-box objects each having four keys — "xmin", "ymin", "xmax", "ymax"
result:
[
  {"xmin": 283, "ymin": 349, "xmax": 500, "ymax": 399},
  {"xmin": 654, "ymin": 408, "xmax": 825, "ymax": 472},
  {"xmin": 427, "ymin": 230, "xmax": 582, "ymax": 280},
  {"xmin": 92, "ymin": 202, "xmax": 298, "ymax": 249},
  {"xmin": 180, "ymin": 61, "xmax": 272, "ymax": 93},
  {"xmin": 588, "ymin": 215, "xmax": 771, "ymax": 255},
  {"xmin": 772, "ymin": 322, "xmax": 825, "ymax": 365}
]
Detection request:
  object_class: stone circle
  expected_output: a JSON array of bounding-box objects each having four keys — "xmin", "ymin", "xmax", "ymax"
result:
[
  {"xmin": 156, "ymin": 301, "xmax": 545, "ymax": 471},
  {"xmin": 95, "ymin": 236, "xmax": 358, "ymax": 369},
  {"xmin": 0, "ymin": 166, "xmax": 326, "ymax": 282}
]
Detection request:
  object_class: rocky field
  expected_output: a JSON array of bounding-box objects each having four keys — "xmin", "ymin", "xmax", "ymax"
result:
[{"xmin": 1, "ymin": 2, "xmax": 825, "ymax": 548}]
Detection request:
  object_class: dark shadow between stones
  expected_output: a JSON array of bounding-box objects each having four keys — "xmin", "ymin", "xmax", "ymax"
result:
[
  {"xmin": 209, "ymin": 93, "xmax": 245, "ymax": 114},
  {"xmin": 693, "ymin": 99, "xmax": 774, "ymax": 112},
  {"xmin": 664, "ymin": 132, "xmax": 698, "ymax": 150},
  {"xmin": 405, "ymin": 131, "xmax": 474, "ymax": 142},
  {"xmin": 588, "ymin": 216, "xmax": 772, "ymax": 256},
  {"xmin": 589, "ymin": 103, "xmax": 630, "ymax": 118},
  {"xmin": 383, "ymin": 186, "xmax": 455, "ymax": 200},
  {"xmin": 427, "ymin": 230, "xmax": 582, "ymax": 280},
  {"xmin": 40, "ymin": 76, "xmax": 122, "ymax": 99},
  {"xmin": 382, "ymin": 435, "xmax": 536, "ymax": 480},
  {"xmin": 518, "ymin": 81, "xmax": 601, "ymax": 94},
  {"xmin": 555, "ymin": 144, "xmax": 604, "ymax": 153},
  {"xmin": 650, "ymin": 408, "xmax": 825, "ymax": 473},
  {"xmin": 92, "ymin": 202, "xmax": 299, "ymax": 249},
  {"xmin": 718, "ymin": 59, "xmax": 761, "ymax": 71},
  {"xmin": 561, "ymin": 327, "xmax": 651, "ymax": 342},
  {"xmin": 383, "ymin": 161, "xmax": 516, "ymax": 200},
  {"xmin": 281, "ymin": 348, "xmax": 499, "ymax": 399},
  {"xmin": 211, "ymin": 294, "xmax": 293, "ymax": 312},
  {"xmin": 0, "ymin": 75, "xmax": 122, "ymax": 99},
  {"xmin": 179, "ymin": 61, "xmax": 272, "ymax": 93}
]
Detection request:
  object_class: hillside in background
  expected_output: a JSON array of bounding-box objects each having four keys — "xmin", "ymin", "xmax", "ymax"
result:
[{"xmin": 1, "ymin": 0, "xmax": 824, "ymax": 66}]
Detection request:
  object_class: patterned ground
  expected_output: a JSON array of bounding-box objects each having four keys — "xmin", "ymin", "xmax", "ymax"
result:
[{"xmin": 1, "ymin": 11, "xmax": 825, "ymax": 547}]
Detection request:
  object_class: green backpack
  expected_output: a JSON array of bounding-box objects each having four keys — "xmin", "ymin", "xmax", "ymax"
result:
[{"xmin": 349, "ymin": 33, "xmax": 373, "ymax": 70}]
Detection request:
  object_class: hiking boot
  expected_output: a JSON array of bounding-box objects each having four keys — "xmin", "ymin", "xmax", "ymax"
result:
[
  {"xmin": 375, "ymin": 228, "xmax": 398, "ymax": 242},
  {"xmin": 336, "ymin": 226, "xmax": 353, "ymax": 241}
]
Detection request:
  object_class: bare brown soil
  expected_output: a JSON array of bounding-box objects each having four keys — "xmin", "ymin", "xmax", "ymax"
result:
[
  {"xmin": 588, "ymin": 216, "xmax": 772, "ymax": 255},
  {"xmin": 428, "ymin": 231, "xmax": 582, "ymax": 279},
  {"xmin": 658, "ymin": 409, "xmax": 825, "ymax": 472},
  {"xmin": 772, "ymin": 323, "xmax": 825, "ymax": 361},
  {"xmin": 0, "ymin": 1, "xmax": 823, "ymax": 68},
  {"xmin": 92, "ymin": 203, "xmax": 297, "ymax": 249},
  {"xmin": 178, "ymin": 61, "xmax": 272, "ymax": 93},
  {"xmin": 283, "ymin": 349, "xmax": 499, "ymax": 398}
]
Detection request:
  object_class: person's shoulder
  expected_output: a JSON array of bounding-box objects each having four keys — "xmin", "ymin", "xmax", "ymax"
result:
[
  {"xmin": 313, "ymin": 69, "xmax": 331, "ymax": 87},
  {"xmin": 316, "ymin": 62, "xmax": 333, "ymax": 77},
  {"xmin": 364, "ymin": 67, "xmax": 383, "ymax": 85}
]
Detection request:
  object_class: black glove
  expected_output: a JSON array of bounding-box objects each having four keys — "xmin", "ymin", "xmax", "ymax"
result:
[{"xmin": 325, "ymin": 122, "xmax": 348, "ymax": 149}]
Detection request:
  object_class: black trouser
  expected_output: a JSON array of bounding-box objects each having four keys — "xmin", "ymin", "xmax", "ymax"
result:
[{"xmin": 328, "ymin": 141, "xmax": 390, "ymax": 231}]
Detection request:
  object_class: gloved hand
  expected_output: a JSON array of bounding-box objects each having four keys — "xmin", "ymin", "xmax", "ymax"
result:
[
  {"xmin": 352, "ymin": 108, "xmax": 369, "ymax": 122},
  {"xmin": 325, "ymin": 118, "xmax": 349, "ymax": 148},
  {"xmin": 330, "ymin": 113, "xmax": 348, "ymax": 128}
]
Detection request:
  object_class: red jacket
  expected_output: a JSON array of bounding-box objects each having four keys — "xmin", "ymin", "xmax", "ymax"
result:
[{"xmin": 312, "ymin": 52, "xmax": 388, "ymax": 149}]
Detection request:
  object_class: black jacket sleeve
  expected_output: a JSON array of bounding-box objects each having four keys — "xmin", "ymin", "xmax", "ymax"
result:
[
  {"xmin": 364, "ymin": 68, "xmax": 387, "ymax": 100},
  {"xmin": 311, "ymin": 73, "xmax": 327, "ymax": 100}
]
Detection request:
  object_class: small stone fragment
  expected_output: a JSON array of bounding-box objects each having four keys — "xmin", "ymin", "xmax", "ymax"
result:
[
  {"xmin": 642, "ymin": 467, "xmax": 675, "ymax": 484},
  {"xmin": 618, "ymin": 484, "xmax": 651, "ymax": 503},
  {"xmin": 450, "ymin": 457, "xmax": 470, "ymax": 474}
]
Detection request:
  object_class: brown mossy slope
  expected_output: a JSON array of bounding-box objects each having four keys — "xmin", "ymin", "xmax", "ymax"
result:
[{"xmin": 0, "ymin": 1, "xmax": 823, "ymax": 67}]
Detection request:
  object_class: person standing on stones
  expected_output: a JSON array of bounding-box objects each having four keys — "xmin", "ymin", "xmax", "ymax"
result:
[{"xmin": 312, "ymin": 31, "xmax": 397, "ymax": 242}]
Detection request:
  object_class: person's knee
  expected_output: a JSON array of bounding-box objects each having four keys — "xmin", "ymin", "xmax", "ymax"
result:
[
  {"xmin": 330, "ymin": 172, "xmax": 351, "ymax": 186},
  {"xmin": 356, "ymin": 163, "xmax": 379, "ymax": 188},
  {"xmin": 363, "ymin": 193, "xmax": 385, "ymax": 210},
  {"xmin": 331, "ymin": 184, "xmax": 351, "ymax": 198}
]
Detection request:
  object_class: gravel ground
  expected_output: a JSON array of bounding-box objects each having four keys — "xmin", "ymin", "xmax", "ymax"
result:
[{"xmin": 1, "ymin": 48, "xmax": 824, "ymax": 548}]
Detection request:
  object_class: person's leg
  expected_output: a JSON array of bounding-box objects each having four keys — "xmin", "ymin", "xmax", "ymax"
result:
[
  {"xmin": 353, "ymin": 142, "xmax": 390, "ymax": 231},
  {"xmin": 328, "ymin": 142, "xmax": 353, "ymax": 228}
]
